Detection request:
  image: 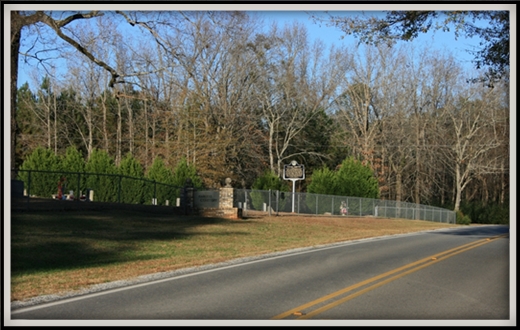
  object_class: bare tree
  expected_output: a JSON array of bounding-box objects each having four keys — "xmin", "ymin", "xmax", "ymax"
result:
[
  {"xmin": 333, "ymin": 44, "xmax": 397, "ymax": 198},
  {"xmin": 436, "ymin": 82, "xmax": 505, "ymax": 211},
  {"xmin": 254, "ymin": 22, "xmax": 349, "ymax": 177},
  {"xmin": 32, "ymin": 76, "xmax": 56, "ymax": 152},
  {"xmin": 10, "ymin": 10, "xmax": 170, "ymax": 174}
]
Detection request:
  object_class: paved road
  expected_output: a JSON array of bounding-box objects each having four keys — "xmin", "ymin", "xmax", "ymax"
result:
[{"xmin": 9, "ymin": 225, "xmax": 512, "ymax": 326}]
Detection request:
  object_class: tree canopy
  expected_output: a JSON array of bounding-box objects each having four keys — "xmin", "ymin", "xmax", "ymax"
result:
[
  {"xmin": 312, "ymin": 10, "xmax": 510, "ymax": 86},
  {"xmin": 307, "ymin": 157, "xmax": 380, "ymax": 199}
]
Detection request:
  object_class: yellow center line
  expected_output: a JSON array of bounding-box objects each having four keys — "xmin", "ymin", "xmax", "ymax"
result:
[{"xmin": 272, "ymin": 234, "xmax": 507, "ymax": 320}]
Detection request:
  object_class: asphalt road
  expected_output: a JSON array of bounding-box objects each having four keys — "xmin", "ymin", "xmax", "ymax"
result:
[{"xmin": 9, "ymin": 225, "xmax": 512, "ymax": 326}]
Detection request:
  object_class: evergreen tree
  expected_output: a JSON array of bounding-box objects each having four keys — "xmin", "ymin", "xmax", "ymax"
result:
[
  {"xmin": 306, "ymin": 157, "xmax": 379, "ymax": 214},
  {"xmin": 15, "ymin": 83, "xmax": 38, "ymax": 168},
  {"xmin": 306, "ymin": 166, "xmax": 337, "ymax": 214},
  {"xmin": 85, "ymin": 149, "xmax": 118, "ymax": 202},
  {"xmin": 60, "ymin": 146, "xmax": 85, "ymax": 172},
  {"xmin": 252, "ymin": 170, "xmax": 288, "ymax": 191},
  {"xmin": 118, "ymin": 153, "xmax": 145, "ymax": 204},
  {"xmin": 250, "ymin": 170, "xmax": 289, "ymax": 211},
  {"xmin": 17, "ymin": 147, "xmax": 60, "ymax": 198},
  {"xmin": 334, "ymin": 157, "xmax": 380, "ymax": 199},
  {"xmin": 171, "ymin": 157, "xmax": 204, "ymax": 189},
  {"xmin": 145, "ymin": 156, "xmax": 175, "ymax": 205},
  {"xmin": 306, "ymin": 167, "xmax": 337, "ymax": 195},
  {"xmin": 59, "ymin": 146, "xmax": 87, "ymax": 198}
]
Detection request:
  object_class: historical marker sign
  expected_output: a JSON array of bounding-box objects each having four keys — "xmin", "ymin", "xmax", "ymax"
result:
[
  {"xmin": 283, "ymin": 160, "xmax": 305, "ymax": 213},
  {"xmin": 283, "ymin": 161, "xmax": 305, "ymax": 181}
]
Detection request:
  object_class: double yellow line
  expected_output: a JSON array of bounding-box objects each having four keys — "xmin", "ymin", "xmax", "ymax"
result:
[{"xmin": 272, "ymin": 234, "xmax": 508, "ymax": 320}]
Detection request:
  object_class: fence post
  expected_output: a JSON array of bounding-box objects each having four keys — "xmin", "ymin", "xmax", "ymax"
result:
[
  {"xmin": 27, "ymin": 170, "xmax": 32, "ymax": 198},
  {"xmin": 27, "ymin": 170, "xmax": 32, "ymax": 209},
  {"xmin": 244, "ymin": 190, "xmax": 247, "ymax": 213},
  {"xmin": 118, "ymin": 175, "xmax": 122, "ymax": 203},
  {"xmin": 276, "ymin": 190, "xmax": 279, "ymax": 215},
  {"xmin": 268, "ymin": 189, "xmax": 272, "ymax": 216},
  {"xmin": 153, "ymin": 181, "xmax": 157, "ymax": 205},
  {"xmin": 76, "ymin": 172, "xmax": 80, "ymax": 202}
]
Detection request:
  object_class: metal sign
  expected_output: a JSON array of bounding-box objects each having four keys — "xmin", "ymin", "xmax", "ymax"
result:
[
  {"xmin": 283, "ymin": 160, "xmax": 305, "ymax": 213},
  {"xmin": 283, "ymin": 161, "xmax": 305, "ymax": 181}
]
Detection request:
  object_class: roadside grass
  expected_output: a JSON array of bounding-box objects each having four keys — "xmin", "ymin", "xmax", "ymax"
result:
[{"xmin": 10, "ymin": 209, "xmax": 457, "ymax": 302}]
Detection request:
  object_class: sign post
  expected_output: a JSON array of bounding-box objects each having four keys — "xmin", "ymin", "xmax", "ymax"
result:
[{"xmin": 283, "ymin": 160, "xmax": 305, "ymax": 213}]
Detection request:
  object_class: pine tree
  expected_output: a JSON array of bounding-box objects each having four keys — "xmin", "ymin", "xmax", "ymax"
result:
[
  {"xmin": 18, "ymin": 147, "xmax": 60, "ymax": 198},
  {"xmin": 306, "ymin": 167, "xmax": 337, "ymax": 195},
  {"xmin": 306, "ymin": 157, "xmax": 380, "ymax": 214},
  {"xmin": 172, "ymin": 157, "xmax": 204, "ymax": 189},
  {"xmin": 334, "ymin": 157, "xmax": 380, "ymax": 199},
  {"xmin": 118, "ymin": 153, "xmax": 145, "ymax": 204},
  {"xmin": 85, "ymin": 149, "xmax": 118, "ymax": 202},
  {"xmin": 15, "ymin": 83, "xmax": 38, "ymax": 168},
  {"xmin": 59, "ymin": 146, "xmax": 87, "ymax": 198},
  {"xmin": 145, "ymin": 157, "xmax": 175, "ymax": 205}
]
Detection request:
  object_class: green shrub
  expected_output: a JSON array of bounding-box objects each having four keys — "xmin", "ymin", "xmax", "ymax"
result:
[
  {"xmin": 307, "ymin": 157, "xmax": 379, "ymax": 199},
  {"xmin": 306, "ymin": 157, "xmax": 379, "ymax": 214},
  {"xmin": 460, "ymin": 201, "xmax": 509, "ymax": 225},
  {"xmin": 17, "ymin": 147, "xmax": 61, "ymax": 198},
  {"xmin": 333, "ymin": 157, "xmax": 379, "ymax": 199},
  {"xmin": 59, "ymin": 147, "xmax": 87, "ymax": 197},
  {"xmin": 456, "ymin": 210, "xmax": 471, "ymax": 225},
  {"xmin": 118, "ymin": 153, "xmax": 145, "ymax": 204},
  {"xmin": 251, "ymin": 170, "xmax": 289, "ymax": 211},
  {"xmin": 85, "ymin": 149, "xmax": 118, "ymax": 202},
  {"xmin": 145, "ymin": 157, "xmax": 175, "ymax": 205},
  {"xmin": 172, "ymin": 157, "xmax": 203, "ymax": 188}
]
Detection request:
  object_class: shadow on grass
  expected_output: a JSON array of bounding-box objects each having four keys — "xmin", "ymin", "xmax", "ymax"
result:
[{"xmin": 10, "ymin": 209, "xmax": 251, "ymax": 276}]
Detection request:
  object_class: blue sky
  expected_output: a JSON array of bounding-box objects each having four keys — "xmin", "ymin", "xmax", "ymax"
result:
[
  {"xmin": 6, "ymin": 3, "xmax": 514, "ymax": 90},
  {"xmin": 253, "ymin": 10, "xmax": 482, "ymax": 70}
]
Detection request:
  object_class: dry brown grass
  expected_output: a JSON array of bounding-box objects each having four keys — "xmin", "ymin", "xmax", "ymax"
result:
[{"xmin": 10, "ymin": 209, "xmax": 457, "ymax": 302}]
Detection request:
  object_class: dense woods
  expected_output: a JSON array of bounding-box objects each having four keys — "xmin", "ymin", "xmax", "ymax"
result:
[{"xmin": 11, "ymin": 11, "xmax": 509, "ymax": 223}]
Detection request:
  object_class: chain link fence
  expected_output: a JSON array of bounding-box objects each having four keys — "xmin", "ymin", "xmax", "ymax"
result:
[
  {"xmin": 233, "ymin": 189, "xmax": 456, "ymax": 224},
  {"xmin": 11, "ymin": 170, "xmax": 455, "ymax": 223}
]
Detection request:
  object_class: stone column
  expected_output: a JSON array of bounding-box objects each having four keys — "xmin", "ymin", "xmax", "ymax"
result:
[{"xmin": 219, "ymin": 177, "xmax": 233, "ymax": 209}]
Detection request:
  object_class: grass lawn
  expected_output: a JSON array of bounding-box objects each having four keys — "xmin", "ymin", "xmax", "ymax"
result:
[{"xmin": 9, "ymin": 208, "xmax": 458, "ymax": 302}]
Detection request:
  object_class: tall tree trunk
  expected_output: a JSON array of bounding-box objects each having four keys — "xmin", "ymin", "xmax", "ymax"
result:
[
  {"xmin": 441, "ymin": 173, "xmax": 446, "ymax": 206},
  {"xmin": 46, "ymin": 102, "xmax": 51, "ymax": 150},
  {"xmin": 481, "ymin": 176, "xmax": 489, "ymax": 206},
  {"xmin": 396, "ymin": 172, "xmax": 402, "ymax": 202},
  {"xmin": 102, "ymin": 98, "xmax": 109, "ymax": 155},
  {"xmin": 414, "ymin": 124, "xmax": 421, "ymax": 205},
  {"xmin": 145, "ymin": 101, "xmax": 149, "ymax": 167},
  {"xmin": 454, "ymin": 162, "xmax": 462, "ymax": 211},
  {"xmin": 500, "ymin": 160, "xmax": 507, "ymax": 205},
  {"xmin": 269, "ymin": 122, "xmax": 275, "ymax": 175},
  {"xmin": 11, "ymin": 12, "xmax": 21, "ymax": 177},
  {"xmin": 116, "ymin": 99, "xmax": 122, "ymax": 165},
  {"xmin": 53, "ymin": 91, "xmax": 58, "ymax": 155},
  {"xmin": 128, "ymin": 100, "xmax": 134, "ymax": 155}
]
